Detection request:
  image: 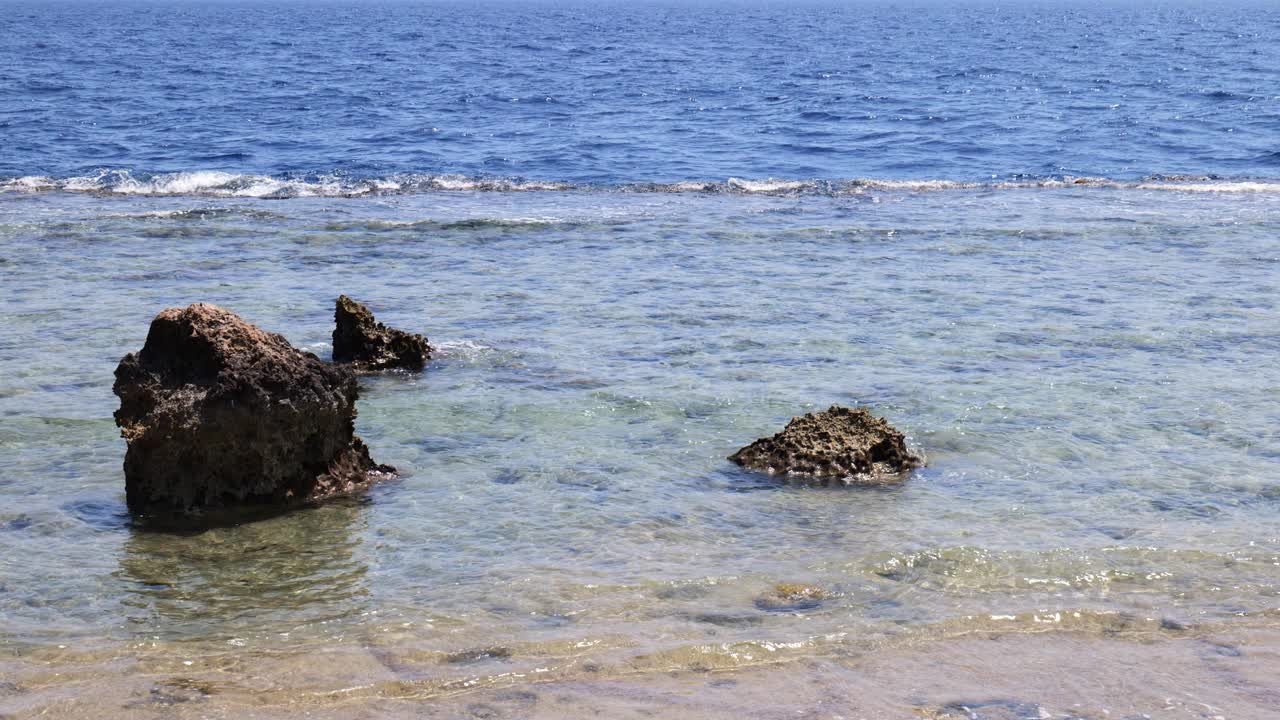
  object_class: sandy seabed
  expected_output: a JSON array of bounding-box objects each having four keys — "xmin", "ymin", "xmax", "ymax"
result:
[{"xmin": 4, "ymin": 627, "xmax": 1278, "ymax": 720}]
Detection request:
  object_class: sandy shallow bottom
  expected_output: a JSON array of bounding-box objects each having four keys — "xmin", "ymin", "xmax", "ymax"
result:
[{"xmin": 5, "ymin": 626, "xmax": 1279, "ymax": 720}]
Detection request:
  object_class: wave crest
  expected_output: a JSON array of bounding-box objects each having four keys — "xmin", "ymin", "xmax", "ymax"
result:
[{"xmin": 4, "ymin": 170, "xmax": 1280, "ymax": 198}]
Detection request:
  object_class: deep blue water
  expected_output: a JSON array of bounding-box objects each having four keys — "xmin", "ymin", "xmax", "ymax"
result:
[{"xmin": 3, "ymin": 0, "xmax": 1279, "ymax": 191}]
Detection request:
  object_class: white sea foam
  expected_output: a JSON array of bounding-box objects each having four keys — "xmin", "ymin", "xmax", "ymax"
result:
[
  {"xmin": 431, "ymin": 339, "xmax": 523, "ymax": 367},
  {"xmin": 433, "ymin": 339, "xmax": 497, "ymax": 356},
  {"xmin": 663, "ymin": 181, "xmax": 719, "ymax": 192},
  {"xmin": 726, "ymin": 177, "xmax": 810, "ymax": 193},
  {"xmin": 105, "ymin": 209, "xmax": 212, "ymax": 219},
  {"xmin": 854, "ymin": 179, "xmax": 981, "ymax": 191},
  {"xmin": 1, "ymin": 175, "xmax": 57, "ymax": 191},
  {"xmin": 4, "ymin": 171, "xmax": 1280, "ymax": 197},
  {"xmin": 426, "ymin": 174, "xmax": 479, "ymax": 191},
  {"xmin": 1135, "ymin": 180, "xmax": 1280, "ymax": 193},
  {"xmin": 410, "ymin": 174, "xmax": 572, "ymax": 192},
  {"xmin": 123, "ymin": 170, "xmax": 242, "ymax": 195}
]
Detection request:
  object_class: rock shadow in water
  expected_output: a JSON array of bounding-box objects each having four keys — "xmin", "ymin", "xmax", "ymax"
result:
[{"xmin": 115, "ymin": 498, "xmax": 370, "ymax": 635}]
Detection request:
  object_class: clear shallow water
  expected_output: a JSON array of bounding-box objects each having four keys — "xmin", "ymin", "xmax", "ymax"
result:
[{"xmin": 2, "ymin": 186, "xmax": 1278, "ymax": 710}]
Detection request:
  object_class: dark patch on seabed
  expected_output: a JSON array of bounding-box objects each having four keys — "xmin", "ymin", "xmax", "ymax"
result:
[{"xmin": 925, "ymin": 698, "xmax": 1045, "ymax": 720}]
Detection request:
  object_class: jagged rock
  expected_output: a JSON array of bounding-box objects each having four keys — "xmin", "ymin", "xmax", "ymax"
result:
[
  {"xmin": 729, "ymin": 405, "xmax": 921, "ymax": 482},
  {"xmin": 332, "ymin": 295, "xmax": 431, "ymax": 372},
  {"xmin": 114, "ymin": 303, "xmax": 392, "ymax": 517}
]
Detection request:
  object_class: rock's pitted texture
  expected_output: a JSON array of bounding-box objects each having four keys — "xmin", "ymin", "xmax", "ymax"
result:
[
  {"xmin": 332, "ymin": 295, "xmax": 431, "ymax": 372},
  {"xmin": 729, "ymin": 406, "xmax": 921, "ymax": 482},
  {"xmin": 114, "ymin": 303, "xmax": 392, "ymax": 516}
]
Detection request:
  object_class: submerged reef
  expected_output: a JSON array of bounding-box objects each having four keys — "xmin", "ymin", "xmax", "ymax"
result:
[
  {"xmin": 114, "ymin": 303, "xmax": 392, "ymax": 518},
  {"xmin": 729, "ymin": 405, "xmax": 921, "ymax": 483},
  {"xmin": 332, "ymin": 295, "xmax": 432, "ymax": 372}
]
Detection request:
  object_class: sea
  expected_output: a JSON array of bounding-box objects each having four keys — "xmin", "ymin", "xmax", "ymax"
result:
[{"xmin": 2, "ymin": 1, "xmax": 1279, "ymax": 718}]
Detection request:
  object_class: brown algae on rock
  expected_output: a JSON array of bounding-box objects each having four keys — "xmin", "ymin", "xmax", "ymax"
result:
[{"xmin": 729, "ymin": 405, "xmax": 922, "ymax": 483}]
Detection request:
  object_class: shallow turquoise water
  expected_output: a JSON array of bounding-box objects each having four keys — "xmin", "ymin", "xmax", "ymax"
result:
[{"xmin": 1, "ymin": 186, "xmax": 1278, "ymax": 688}]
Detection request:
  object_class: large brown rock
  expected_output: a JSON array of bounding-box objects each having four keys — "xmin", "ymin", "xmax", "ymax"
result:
[
  {"xmin": 332, "ymin": 295, "xmax": 431, "ymax": 372},
  {"xmin": 114, "ymin": 303, "xmax": 392, "ymax": 517},
  {"xmin": 729, "ymin": 406, "xmax": 921, "ymax": 482}
]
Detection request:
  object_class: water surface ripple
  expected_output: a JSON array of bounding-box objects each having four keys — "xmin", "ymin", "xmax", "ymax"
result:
[
  {"xmin": 1, "ymin": 1, "xmax": 1278, "ymax": 184},
  {"xmin": 3, "ymin": 0, "xmax": 1280, "ymax": 713},
  {"xmin": 2, "ymin": 188, "xmax": 1277, "ymax": 691}
]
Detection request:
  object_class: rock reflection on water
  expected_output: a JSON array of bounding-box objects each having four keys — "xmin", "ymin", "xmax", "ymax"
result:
[{"xmin": 116, "ymin": 499, "xmax": 370, "ymax": 639}]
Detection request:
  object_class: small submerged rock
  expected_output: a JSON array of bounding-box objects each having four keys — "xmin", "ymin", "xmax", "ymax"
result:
[
  {"xmin": 333, "ymin": 295, "xmax": 432, "ymax": 372},
  {"xmin": 143, "ymin": 679, "xmax": 213, "ymax": 706},
  {"xmin": 923, "ymin": 698, "xmax": 1045, "ymax": 720},
  {"xmin": 729, "ymin": 405, "xmax": 922, "ymax": 482},
  {"xmin": 444, "ymin": 646, "xmax": 513, "ymax": 664},
  {"xmin": 114, "ymin": 303, "xmax": 392, "ymax": 518},
  {"xmin": 755, "ymin": 583, "xmax": 829, "ymax": 612},
  {"xmin": 690, "ymin": 612, "xmax": 764, "ymax": 628}
]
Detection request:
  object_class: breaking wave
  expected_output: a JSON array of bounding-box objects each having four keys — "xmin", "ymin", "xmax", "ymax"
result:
[{"xmin": 4, "ymin": 170, "xmax": 1280, "ymax": 198}]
